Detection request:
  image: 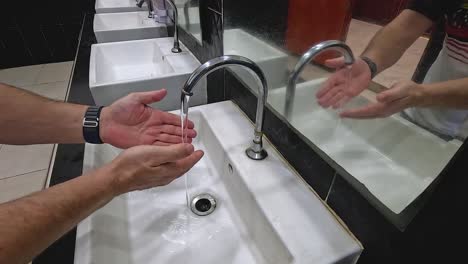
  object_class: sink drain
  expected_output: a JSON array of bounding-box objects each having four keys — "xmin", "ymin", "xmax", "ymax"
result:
[{"xmin": 190, "ymin": 194, "xmax": 217, "ymax": 216}]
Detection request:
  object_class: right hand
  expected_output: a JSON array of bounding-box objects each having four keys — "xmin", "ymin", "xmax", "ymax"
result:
[
  {"xmin": 105, "ymin": 143, "xmax": 204, "ymax": 194},
  {"xmin": 316, "ymin": 57, "xmax": 372, "ymax": 109}
]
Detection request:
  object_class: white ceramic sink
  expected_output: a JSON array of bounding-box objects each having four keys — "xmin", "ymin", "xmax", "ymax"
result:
[
  {"xmin": 268, "ymin": 79, "xmax": 462, "ymax": 213},
  {"xmin": 75, "ymin": 101, "xmax": 362, "ymax": 264},
  {"xmin": 223, "ymin": 29, "xmax": 289, "ymax": 90},
  {"xmin": 89, "ymin": 38, "xmax": 206, "ymax": 111},
  {"xmin": 95, "ymin": 0, "xmax": 146, "ymax": 13},
  {"xmin": 94, "ymin": 12, "xmax": 168, "ymax": 43}
]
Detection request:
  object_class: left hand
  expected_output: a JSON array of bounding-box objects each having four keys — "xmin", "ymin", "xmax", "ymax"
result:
[
  {"xmin": 99, "ymin": 89, "xmax": 197, "ymax": 148},
  {"xmin": 340, "ymin": 80, "xmax": 424, "ymax": 119}
]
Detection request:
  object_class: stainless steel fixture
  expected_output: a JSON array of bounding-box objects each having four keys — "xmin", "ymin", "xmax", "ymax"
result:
[
  {"xmin": 190, "ymin": 193, "xmax": 217, "ymax": 216},
  {"xmin": 137, "ymin": 0, "xmax": 154, "ymax": 18},
  {"xmin": 285, "ymin": 40, "xmax": 355, "ymax": 118},
  {"xmin": 181, "ymin": 55, "xmax": 269, "ymax": 160},
  {"xmin": 165, "ymin": 0, "xmax": 182, "ymax": 53}
]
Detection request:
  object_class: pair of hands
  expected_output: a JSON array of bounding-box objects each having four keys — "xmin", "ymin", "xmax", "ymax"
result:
[
  {"xmin": 96, "ymin": 89, "xmax": 203, "ymax": 195},
  {"xmin": 316, "ymin": 57, "xmax": 424, "ymax": 119}
]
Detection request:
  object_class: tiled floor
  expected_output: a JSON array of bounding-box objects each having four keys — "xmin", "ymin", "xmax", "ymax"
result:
[{"xmin": 0, "ymin": 61, "xmax": 73, "ymax": 203}]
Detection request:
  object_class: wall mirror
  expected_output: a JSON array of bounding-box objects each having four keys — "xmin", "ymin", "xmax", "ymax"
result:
[
  {"xmin": 223, "ymin": 0, "xmax": 466, "ymax": 228},
  {"xmin": 174, "ymin": 0, "xmax": 202, "ymax": 44}
]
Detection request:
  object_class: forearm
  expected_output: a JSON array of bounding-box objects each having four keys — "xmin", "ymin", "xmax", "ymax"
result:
[
  {"xmin": 418, "ymin": 78, "xmax": 468, "ymax": 109},
  {"xmin": 0, "ymin": 83, "xmax": 87, "ymax": 144},
  {"xmin": 362, "ymin": 10, "xmax": 433, "ymax": 74},
  {"xmin": 0, "ymin": 166, "xmax": 117, "ymax": 264}
]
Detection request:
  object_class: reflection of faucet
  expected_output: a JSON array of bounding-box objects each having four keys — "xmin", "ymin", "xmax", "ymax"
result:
[
  {"xmin": 165, "ymin": 0, "xmax": 182, "ymax": 53},
  {"xmin": 284, "ymin": 40, "xmax": 355, "ymax": 118},
  {"xmin": 181, "ymin": 55, "xmax": 269, "ymax": 160},
  {"xmin": 137, "ymin": 0, "xmax": 154, "ymax": 18}
]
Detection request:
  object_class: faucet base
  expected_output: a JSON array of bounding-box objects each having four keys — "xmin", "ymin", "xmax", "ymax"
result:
[
  {"xmin": 246, "ymin": 148, "xmax": 268, "ymax": 160},
  {"xmin": 171, "ymin": 47, "xmax": 182, "ymax": 53}
]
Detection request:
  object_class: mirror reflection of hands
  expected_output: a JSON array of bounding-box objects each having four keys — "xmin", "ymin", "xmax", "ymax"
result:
[
  {"xmin": 316, "ymin": 57, "xmax": 372, "ymax": 109},
  {"xmin": 340, "ymin": 80, "xmax": 423, "ymax": 119}
]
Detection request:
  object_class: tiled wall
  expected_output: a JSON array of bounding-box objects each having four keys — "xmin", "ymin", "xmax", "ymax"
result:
[{"xmin": 0, "ymin": 0, "xmax": 94, "ymax": 69}]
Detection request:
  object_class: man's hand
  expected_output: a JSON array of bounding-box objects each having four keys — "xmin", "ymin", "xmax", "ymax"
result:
[
  {"xmin": 100, "ymin": 89, "xmax": 197, "ymax": 149},
  {"xmin": 105, "ymin": 143, "xmax": 204, "ymax": 194},
  {"xmin": 339, "ymin": 80, "xmax": 424, "ymax": 119},
  {"xmin": 316, "ymin": 57, "xmax": 372, "ymax": 109}
]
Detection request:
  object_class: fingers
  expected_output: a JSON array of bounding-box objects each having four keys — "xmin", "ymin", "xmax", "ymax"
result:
[
  {"xmin": 324, "ymin": 57, "xmax": 346, "ymax": 69},
  {"xmin": 317, "ymin": 83, "xmax": 346, "ymax": 107},
  {"xmin": 161, "ymin": 112, "xmax": 195, "ymax": 129},
  {"xmin": 376, "ymin": 82, "xmax": 408, "ymax": 103},
  {"xmin": 132, "ymin": 89, "xmax": 167, "ymax": 104},
  {"xmin": 339, "ymin": 103, "xmax": 386, "ymax": 119},
  {"xmin": 156, "ymin": 150, "xmax": 205, "ymax": 185},
  {"xmin": 156, "ymin": 133, "xmax": 192, "ymax": 144},
  {"xmin": 161, "ymin": 125, "xmax": 197, "ymax": 138},
  {"xmin": 143, "ymin": 143, "xmax": 195, "ymax": 165}
]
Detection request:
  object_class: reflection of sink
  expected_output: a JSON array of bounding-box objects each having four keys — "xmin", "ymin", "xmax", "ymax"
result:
[
  {"xmin": 269, "ymin": 79, "xmax": 462, "ymax": 213},
  {"xmin": 89, "ymin": 38, "xmax": 206, "ymax": 111},
  {"xmin": 94, "ymin": 12, "xmax": 168, "ymax": 43},
  {"xmin": 75, "ymin": 101, "xmax": 362, "ymax": 264},
  {"xmin": 223, "ymin": 29, "xmax": 289, "ymax": 90},
  {"xmin": 95, "ymin": 0, "xmax": 147, "ymax": 13}
]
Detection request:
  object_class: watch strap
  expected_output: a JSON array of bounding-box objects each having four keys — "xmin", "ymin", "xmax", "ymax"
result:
[
  {"xmin": 361, "ymin": 56, "xmax": 377, "ymax": 79},
  {"xmin": 83, "ymin": 106, "xmax": 104, "ymax": 144}
]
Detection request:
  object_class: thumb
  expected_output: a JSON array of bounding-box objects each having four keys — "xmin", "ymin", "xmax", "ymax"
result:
[
  {"xmin": 134, "ymin": 89, "xmax": 167, "ymax": 104},
  {"xmin": 324, "ymin": 57, "xmax": 346, "ymax": 69},
  {"xmin": 376, "ymin": 83, "xmax": 407, "ymax": 103}
]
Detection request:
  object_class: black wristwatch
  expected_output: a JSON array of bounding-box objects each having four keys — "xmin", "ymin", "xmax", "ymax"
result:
[
  {"xmin": 83, "ymin": 106, "xmax": 104, "ymax": 144},
  {"xmin": 360, "ymin": 56, "xmax": 377, "ymax": 79}
]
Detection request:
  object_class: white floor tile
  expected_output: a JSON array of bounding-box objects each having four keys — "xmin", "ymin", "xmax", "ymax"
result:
[
  {"xmin": 0, "ymin": 169, "xmax": 47, "ymax": 203},
  {"xmin": 35, "ymin": 61, "xmax": 74, "ymax": 84},
  {"xmin": 0, "ymin": 64, "xmax": 44, "ymax": 87},
  {"xmin": 23, "ymin": 81, "xmax": 69, "ymax": 101},
  {"xmin": 0, "ymin": 144, "xmax": 54, "ymax": 180}
]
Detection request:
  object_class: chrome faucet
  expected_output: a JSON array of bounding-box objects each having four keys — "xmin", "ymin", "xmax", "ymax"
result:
[
  {"xmin": 137, "ymin": 0, "xmax": 154, "ymax": 18},
  {"xmin": 165, "ymin": 0, "xmax": 182, "ymax": 53},
  {"xmin": 284, "ymin": 40, "xmax": 355, "ymax": 118},
  {"xmin": 181, "ymin": 55, "xmax": 269, "ymax": 160}
]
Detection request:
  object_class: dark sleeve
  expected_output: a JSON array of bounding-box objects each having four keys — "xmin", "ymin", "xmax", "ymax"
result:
[{"xmin": 407, "ymin": 0, "xmax": 460, "ymax": 21}]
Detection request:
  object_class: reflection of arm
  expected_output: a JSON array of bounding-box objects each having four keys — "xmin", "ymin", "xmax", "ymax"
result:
[
  {"xmin": 0, "ymin": 83, "xmax": 87, "ymax": 145},
  {"xmin": 419, "ymin": 78, "xmax": 468, "ymax": 109},
  {"xmin": 0, "ymin": 166, "xmax": 116, "ymax": 264},
  {"xmin": 362, "ymin": 9, "xmax": 433, "ymax": 75}
]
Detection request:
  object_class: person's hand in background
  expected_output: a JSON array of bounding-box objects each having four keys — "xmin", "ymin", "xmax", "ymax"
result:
[
  {"xmin": 339, "ymin": 80, "xmax": 424, "ymax": 119},
  {"xmin": 100, "ymin": 89, "xmax": 197, "ymax": 149},
  {"xmin": 316, "ymin": 57, "xmax": 372, "ymax": 109}
]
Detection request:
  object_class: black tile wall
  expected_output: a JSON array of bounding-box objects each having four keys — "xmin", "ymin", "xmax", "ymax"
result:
[{"xmin": 0, "ymin": 0, "xmax": 93, "ymax": 69}]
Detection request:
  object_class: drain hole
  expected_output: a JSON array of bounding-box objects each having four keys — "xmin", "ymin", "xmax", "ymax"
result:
[{"xmin": 191, "ymin": 194, "xmax": 216, "ymax": 216}]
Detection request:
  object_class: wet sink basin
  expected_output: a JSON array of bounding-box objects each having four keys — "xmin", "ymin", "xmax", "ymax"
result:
[
  {"xmin": 95, "ymin": 0, "xmax": 146, "ymax": 13},
  {"xmin": 75, "ymin": 101, "xmax": 362, "ymax": 264},
  {"xmin": 89, "ymin": 37, "xmax": 206, "ymax": 111},
  {"xmin": 94, "ymin": 11, "xmax": 168, "ymax": 43}
]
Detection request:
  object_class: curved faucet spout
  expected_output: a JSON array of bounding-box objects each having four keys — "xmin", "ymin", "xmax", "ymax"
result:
[
  {"xmin": 181, "ymin": 55, "xmax": 269, "ymax": 160},
  {"xmin": 165, "ymin": 0, "xmax": 182, "ymax": 53},
  {"xmin": 285, "ymin": 40, "xmax": 355, "ymax": 117}
]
